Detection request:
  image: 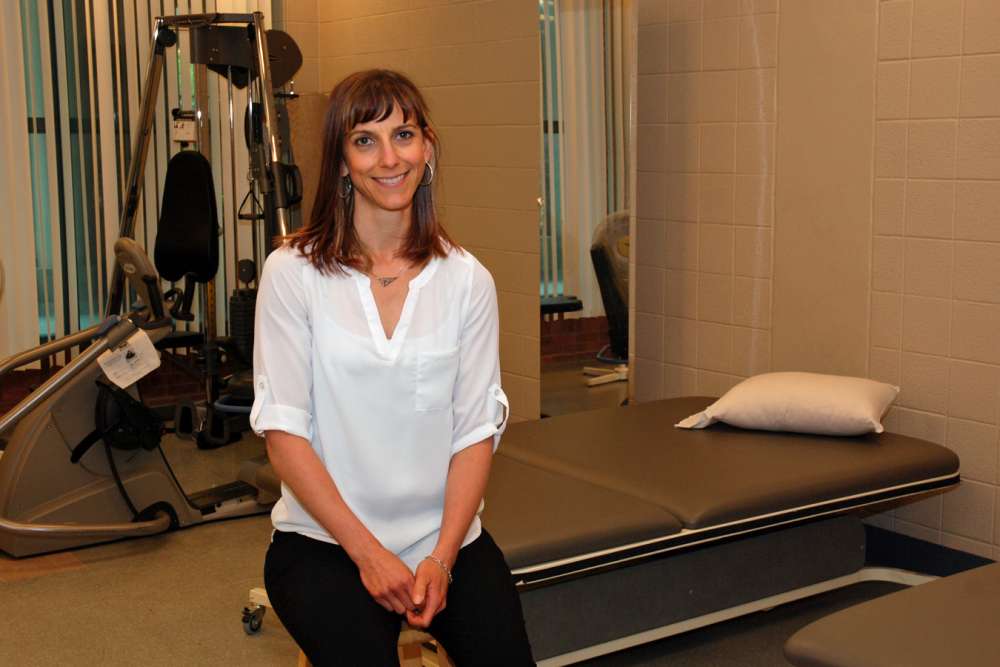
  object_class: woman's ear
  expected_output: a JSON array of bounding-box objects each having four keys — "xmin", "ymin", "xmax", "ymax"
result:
[
  {"xmin": 423, "ymin": 141, "xmax": 434, "ymax": 168},
  {"xmin": 339, "ymin": 161, "xmax": 349, "ymax": 178}
]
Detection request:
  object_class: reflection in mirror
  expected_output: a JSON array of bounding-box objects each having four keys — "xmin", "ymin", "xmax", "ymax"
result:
[{"xmin": 538, "ymin": 0, "xmax": 636, "ymax": 418}]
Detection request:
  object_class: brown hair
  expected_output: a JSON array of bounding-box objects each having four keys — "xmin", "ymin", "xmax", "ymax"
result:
[{"xmin": 283, "ymin": 69, "xmax": 455, "ymax": 274}]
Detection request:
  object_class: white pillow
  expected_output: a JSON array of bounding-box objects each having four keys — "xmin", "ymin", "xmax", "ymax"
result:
[{"xmin": 675, "ymin": 372, "xmax": 899, "ymax": 436}]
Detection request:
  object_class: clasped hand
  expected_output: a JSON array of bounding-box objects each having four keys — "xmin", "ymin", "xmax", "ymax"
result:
[{"xmin": 358, "ymin": 547, "xmax": 449, "ymax": 628}]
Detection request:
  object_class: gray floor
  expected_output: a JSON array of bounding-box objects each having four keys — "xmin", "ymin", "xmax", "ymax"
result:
[
  {"xmin": 161, "ymin": 429, "xmax": 267, "ymax": 495},
  {"xmin": 2, "ymin": 511, "xmax": 297, "ymax": 666},
  {"xmin": 1, "ymin": 508, "xmax": 902, "ymax": 667},
  {"xmin": 1, "ymin": 368, "xmax": 903, "ymax": 666},
  {"xmin": 541, "ymin": 355, "xmax": 628, "ymax": 418}
]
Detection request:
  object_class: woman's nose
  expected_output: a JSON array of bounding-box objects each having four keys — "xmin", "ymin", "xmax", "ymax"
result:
[{"xmin": 379, "ymin": 142, "xmax": 400, "ymax": 167}]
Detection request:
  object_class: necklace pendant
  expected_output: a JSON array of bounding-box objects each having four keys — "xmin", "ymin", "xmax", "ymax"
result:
[{"xmin": 377, "ymin": 277, "xmax": 399, "ymax": 288}]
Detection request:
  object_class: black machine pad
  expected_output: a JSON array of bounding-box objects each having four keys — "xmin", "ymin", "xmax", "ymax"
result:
[{"xmin": 154, "ymin": 150, "xmax": 219, "ymax": 283}]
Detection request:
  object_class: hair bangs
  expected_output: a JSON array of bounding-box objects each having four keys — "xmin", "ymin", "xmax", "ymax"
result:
[{"xmin": 348, "ymin": 78, "xmax": 425, "ymax": 130}]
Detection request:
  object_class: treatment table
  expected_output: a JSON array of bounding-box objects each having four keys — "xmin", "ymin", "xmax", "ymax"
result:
[
  {"xmin": 784, "ymin": 562, "xmax": 1000, "ymax": 667},
  {"xmin": 243, "ymin": 396, "xmax": 960, "ymax": 663},
  {"xmin": 481, "ymin": 397, "xmax": 960, "ymax": 664}
]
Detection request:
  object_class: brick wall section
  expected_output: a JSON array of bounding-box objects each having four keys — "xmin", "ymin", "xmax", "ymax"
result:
[
  {"xmin": 136, "ymin": 356, "xmax": 212, "ymax": 408},
  {"xmin": 541, "ymin": 316, "xmax": 611, "ymax": 363},
  {"xmin": 0, "ymin": 356, "xmax": 218, "ymax": 416},
  {"xmin": 0, "ymin": 369, "xmax": 62, "ymax": 416}
]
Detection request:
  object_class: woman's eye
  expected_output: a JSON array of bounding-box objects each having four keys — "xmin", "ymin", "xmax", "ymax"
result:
[
  {"xmin": 354, "ymin": 136, "xmax": 374, "ymax": 147},
  {"xmin": 396, "ymin": 129, "xmax": 414, "ymax": 140}
]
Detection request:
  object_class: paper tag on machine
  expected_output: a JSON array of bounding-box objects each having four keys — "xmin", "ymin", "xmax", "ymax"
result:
[
  {"xmin": 171, "ymin": 118, "xmax": 198, "ymax": 143},
  {"xmin": 97, "ymin": 329, "xmax": 161, "ymax": 389}
]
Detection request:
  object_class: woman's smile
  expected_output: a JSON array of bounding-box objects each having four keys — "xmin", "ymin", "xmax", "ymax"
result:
[{"xmin": 372, "ymin": 172, "xmax": 409, "ymax": 187}]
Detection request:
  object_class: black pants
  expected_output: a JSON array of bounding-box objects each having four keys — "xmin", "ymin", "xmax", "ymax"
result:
[{"xmin": 264, "ymin": 530, "xmax": 535, "ymax": 666}]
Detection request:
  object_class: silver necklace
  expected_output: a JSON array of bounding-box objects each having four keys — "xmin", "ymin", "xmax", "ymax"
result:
[{"xmin": 372, "ymin": 262, "xmax": 406, "ymax": 288}]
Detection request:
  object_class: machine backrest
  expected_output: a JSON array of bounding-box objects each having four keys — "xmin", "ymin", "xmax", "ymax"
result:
[
  {"xmin": 590, "ymin": 211, "xmax": 630, "ymax": 360},
  {"xmin": 154, "ymin": 150, "xmax": 219, "ymax": 283}
]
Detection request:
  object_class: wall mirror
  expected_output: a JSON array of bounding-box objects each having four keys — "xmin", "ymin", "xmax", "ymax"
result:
[{"xmin": 538, "ymin": 0, "xmax": 636, "ymax": 418}]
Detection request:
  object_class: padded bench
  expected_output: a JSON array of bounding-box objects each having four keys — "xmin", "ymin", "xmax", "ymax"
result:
[
  {"xmin": 482, "ymin": 396, "xmax": 960, "ymax": 663},
  {"xmin": 248, "ymin": 396, "xmax": 961, "ymax": 665},
  {"xmin": 784, "ymin": 562, "xmax": 1000, "ymax": 667}
]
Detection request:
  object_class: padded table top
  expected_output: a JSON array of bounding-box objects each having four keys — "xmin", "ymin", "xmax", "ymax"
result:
[
  {"xmin": 500, "ymin": 397, "xmax": 959, "ymax": 529},
  {"xmin": 784, "ymin": 563, "xmax": 1000, "ymax": 667},
  {"xmin": 483, "ymin": 455, "xmax": 682, "ymax": 571}
]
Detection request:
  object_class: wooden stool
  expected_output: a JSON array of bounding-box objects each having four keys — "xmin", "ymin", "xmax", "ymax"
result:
[{"xmin": 296, "ymin": 623, "xmax": 452, "ymax": 666}]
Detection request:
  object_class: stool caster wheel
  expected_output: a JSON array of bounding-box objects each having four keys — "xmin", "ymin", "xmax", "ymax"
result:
[{"xmin": 242, "ymin": 604, "xmax": 266, "ymax": 634}]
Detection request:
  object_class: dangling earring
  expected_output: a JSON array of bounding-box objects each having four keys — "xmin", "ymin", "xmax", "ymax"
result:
[
  {"xmin": 420, "ymin": 161, "xmax": 434, "ymax": 187},
  {"xmin": 339, "ymin": 176, "xmax": 353, "ymax": 199}
]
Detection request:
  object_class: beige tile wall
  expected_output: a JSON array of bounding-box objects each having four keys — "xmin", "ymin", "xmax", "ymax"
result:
[
  {"xmin": 636, "ymin": 0, "xmax": 1000, "ymax": 559},
  {"xmin": 282, "ymin": 0, "xmax": 321, "ymax": 94},
  {"xmin": 635, "ymin": 0, "xmax": 778, "ymax": 402},
  {"xmin": 286, "ymin": 91, "xmax": 327, "ymax": 227},
  {"xmin": 771, "ymin": 2, "xmax": 875, "ymax": 377},
  {"xmin": 282, "ymin": 0, "xmax": 323, "ymax": 228},
  {"xmin": 282, "ymin": 0, "xmax": 541, "ymax": 420},
  {"xmin": 868, "ymin": 0, "xmax": 1000, "ymax": 559}
]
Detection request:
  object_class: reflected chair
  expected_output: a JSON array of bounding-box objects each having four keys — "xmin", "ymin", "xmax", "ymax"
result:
[{"xmin": 584, "ymin": 211, "xmax": 629, "ymax": 386}]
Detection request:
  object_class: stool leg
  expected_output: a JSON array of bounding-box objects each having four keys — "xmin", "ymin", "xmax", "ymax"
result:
[
  {"xmin": 436, "ymin": 642, "xmax": 453, "ymax": 667},
  {"xmin": 398, "ymin": 639, "xmax": 423, "ymax": 667}
]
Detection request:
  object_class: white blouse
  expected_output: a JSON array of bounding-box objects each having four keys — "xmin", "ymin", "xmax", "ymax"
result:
[{"xmin": 250, "ymin": 244, "xmax": 509, "ymax": 571}]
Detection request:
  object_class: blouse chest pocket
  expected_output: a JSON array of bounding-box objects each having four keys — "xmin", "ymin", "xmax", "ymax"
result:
[{"xmin": 416, "ymin": 346, "xmax": 460, "ymax": 412}]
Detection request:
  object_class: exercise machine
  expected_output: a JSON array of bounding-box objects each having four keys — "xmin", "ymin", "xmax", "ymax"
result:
[
  {"xmin": 149, "ymin": 15, "xmax": 303, "ymax": 447},
  {"xmin": 0, "ymin": 12, "xmax": 295, "ymax": 557},
  {"xmin": 0, "ymin": 237, "xmax": 277, "ymax": 557}
]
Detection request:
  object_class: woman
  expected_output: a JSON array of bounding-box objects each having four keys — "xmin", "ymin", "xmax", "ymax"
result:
[{"xmin": 250, "ymin": 70, "xmax": 535, "ymax": 666}]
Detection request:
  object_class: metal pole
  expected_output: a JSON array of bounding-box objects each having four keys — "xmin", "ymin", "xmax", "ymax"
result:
[
  {"xmin": 195, "ymin": 63, "xmax": 211, "ymax": 163},
  {"xmin": 0, "ymin": 324, "xmax": 102, "ymax": 378},
  {"xmin": 227, "ymin": 66, "xmax": 240, "ymax": 283},
  {"xmin": 105, "ymin": 19, "xmax": 170, "ymax": 317},
  {"xmin": 251, "ymin": 12, "xmax": 290, "ymax": 238},
  {"xmin": 0, "ymin": 512, "xmax": 172, "ymax": 540},
  {"xmin": 195, "ymin": 62, "xmax": 217, "ymax": 341},
  {"xmin": 248, "ymin": 76, "xmax": 261, "ymax": 266}
]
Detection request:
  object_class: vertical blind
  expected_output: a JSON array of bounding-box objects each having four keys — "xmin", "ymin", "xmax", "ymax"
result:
[
  {"xmin": 14, "ymin": 0, "xmax": 270, "ymax": 350},
  {"xmin": 538, "ymin": 0, "xmax": 632, "ymax": 315},
  {"xmin": 539, "ymin": 0, "xmax": 564, "ymax": 300}
]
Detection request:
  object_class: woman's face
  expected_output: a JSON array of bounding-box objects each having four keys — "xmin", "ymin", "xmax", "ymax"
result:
[{"xmin": 340, "ymin": 106, "xmax": 433, "ymax": 215}]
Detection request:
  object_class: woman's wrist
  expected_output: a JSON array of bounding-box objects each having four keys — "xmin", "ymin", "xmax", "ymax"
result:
[
  {"xmin": 424, "ymin": 554, "xmax": 453, "ymax": 583},
  {"xmin": 341, "ymin": 531, "xmax": 384, "ymax": 566},
  {"xmin": 431, "ymin": 542, "xmax": 460, "ymax": 570}
]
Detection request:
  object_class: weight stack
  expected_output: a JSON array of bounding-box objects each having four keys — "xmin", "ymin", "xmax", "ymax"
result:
[{"xmin": 229, "ymin": 288, "xmax": 257, "ymax": 362}]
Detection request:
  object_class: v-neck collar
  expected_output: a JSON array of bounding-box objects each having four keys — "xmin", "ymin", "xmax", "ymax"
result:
[{"xmin": 348, "ymin": 257, "xmax": 440, "ymax": 361}]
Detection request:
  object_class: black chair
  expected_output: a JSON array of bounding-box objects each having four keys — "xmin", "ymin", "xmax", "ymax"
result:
[{"xmin": 590, "ymin": 211, "xmax": 629, "ymax": 364}]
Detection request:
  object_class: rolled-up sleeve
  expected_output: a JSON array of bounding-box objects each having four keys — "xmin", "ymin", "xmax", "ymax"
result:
[
  {"xmin": 250, "ymin": 248, "xmax": 314, "ymax": 441},
  {"xmin": 451, "ymin": 262, "xmax": 510, "ymax": 455}
]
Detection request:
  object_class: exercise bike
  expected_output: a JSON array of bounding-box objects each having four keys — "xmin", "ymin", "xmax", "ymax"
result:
[{"xmin": 0, "ymin": 239, "xmax": 276, "ymax": 557}]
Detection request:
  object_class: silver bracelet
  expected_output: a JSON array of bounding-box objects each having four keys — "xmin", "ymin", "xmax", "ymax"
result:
[{"xmin": 424, "ymin": 554, "xmax": 453, "ymax": 583}]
